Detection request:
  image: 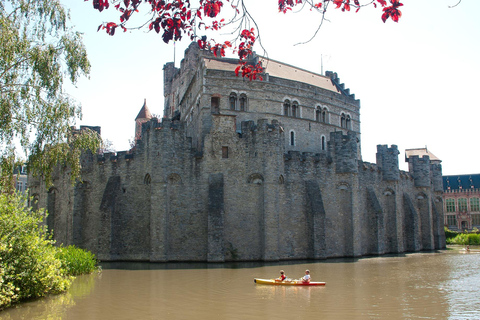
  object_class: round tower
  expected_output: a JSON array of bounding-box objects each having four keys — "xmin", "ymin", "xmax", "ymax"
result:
[{"xmin": 135, "ymin": 99, "xmax": 153, "ymax": 141}]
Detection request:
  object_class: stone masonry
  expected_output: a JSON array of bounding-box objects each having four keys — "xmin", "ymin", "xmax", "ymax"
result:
[{"xmin": 29, "ymin": 43, "xmax": 446, "ymax": 262}]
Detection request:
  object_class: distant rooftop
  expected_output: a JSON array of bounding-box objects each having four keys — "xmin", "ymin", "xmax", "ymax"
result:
[
  {"xmin": 443, "ymin": 174, "xmax": 480, "ymax": 191},
  {"xmin": 405, "ymin": 148, "xmax": 441, "ymax": 162}
]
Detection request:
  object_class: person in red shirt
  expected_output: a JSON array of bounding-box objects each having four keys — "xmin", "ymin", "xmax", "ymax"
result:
[{"xmin": 277, "ymin": 270, "xmax": 286, "ymax": 281}]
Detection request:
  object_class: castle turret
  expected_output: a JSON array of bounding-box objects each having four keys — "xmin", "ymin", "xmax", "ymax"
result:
[
  {"xmin": 329, "ymin": 131, "xmax": 358, "ymax": 174},
  {"xmin": 405, "ymin": 148, "xmax": 441, "ymax": 188},
  {"xmin": 135, "ymin": 99, "xmax": 152, "ymax": 141},
  {"xmin": 376, "ymin": 144, "xmax": 400, "ymax": 181}
]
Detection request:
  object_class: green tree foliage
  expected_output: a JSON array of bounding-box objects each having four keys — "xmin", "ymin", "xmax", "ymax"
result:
[
  {"xmin": 0, "ymin": 0, "xmax": 100, "ymax": 190},
  {"xmin": 0, "ymin": 193, "xmax": 71, "ymax": 310}
]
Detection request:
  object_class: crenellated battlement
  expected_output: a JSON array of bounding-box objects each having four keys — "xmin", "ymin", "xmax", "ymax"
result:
[
  {"xmin": 240, "ymin": 119, "xmax": 281, "ymax": 134},
  {"xmin": 33, "ymin": 45, "xmax": 444, "ymax": 264},
  {"xmin": 326, "ymin": 71, "xmax": 358, "ymax": 101}
]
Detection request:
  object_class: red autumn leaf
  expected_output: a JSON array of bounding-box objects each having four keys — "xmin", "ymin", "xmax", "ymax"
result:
[{"xmin": 381, "ymin": 0, "xmax": 403, "ymax": 22}]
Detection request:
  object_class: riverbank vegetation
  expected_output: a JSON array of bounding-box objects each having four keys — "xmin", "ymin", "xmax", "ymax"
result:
[
  {"xmin": 0, "ymin": 193, "xmax": 98, "ymax": 311},
  {"xmin": 445, "ymin": 227, "xmax": 480, "ymax": 245}
]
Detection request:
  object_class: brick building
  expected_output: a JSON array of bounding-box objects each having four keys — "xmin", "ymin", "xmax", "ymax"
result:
[{"xmin": 443, "ymin": 174, "xmax": 480, "ymax": 231}]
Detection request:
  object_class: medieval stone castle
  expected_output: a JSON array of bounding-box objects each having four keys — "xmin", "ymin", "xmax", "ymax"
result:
[{"xmin": 30, "ymin": 43, "xmax": 446, "ymax": 262}]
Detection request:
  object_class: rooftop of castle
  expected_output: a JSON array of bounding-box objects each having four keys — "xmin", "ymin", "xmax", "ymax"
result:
[
  {"xmin": 405, "ymin": 148, "xmax": 441, "ymax": 162},
  {"xmin": 136, "ymin": 99, "xmax": 153, "ymax": 120},
  {"xmin": 203, "ymin": 56, "xmax": 340, "ymax": 94}
]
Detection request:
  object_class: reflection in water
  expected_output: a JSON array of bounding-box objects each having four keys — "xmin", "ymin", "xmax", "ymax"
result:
[
  {"xmin": 0, "ymin": 272, "xmax": 97, "ymax": 320},
  {"xmin": 1, "ymin": 250, "xmax": 480, "ymax": 320}
]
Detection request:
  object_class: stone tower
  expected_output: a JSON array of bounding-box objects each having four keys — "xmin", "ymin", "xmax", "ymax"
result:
[{"xmin": 135, "ymin": 99, "xmax": 152, "ymax": 141}]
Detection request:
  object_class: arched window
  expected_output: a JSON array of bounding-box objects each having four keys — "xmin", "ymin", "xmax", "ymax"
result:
[
  {"xmin": 229, "ymin": 92, "xmax": 237, "ymax": 110},
  {"xmin": 292, "ymin": 101, "xmax": 299, "ymax": 118},
  {"xmin": 346, "ymin": 115, "xmax": 351, "ymax": 130},
  {"xmin": 248, "ymin": 173, "xmax": 264, "ymax": 185},
  {"xmin": 144, "ymin": 173, "xmax": 151, "ymax": 185},
  {"xmin": 167, "ymin": 173, "xmax": 182, "ymax": 184},
  {"xmin": 283, "ymin": 99, "xmax": 291, "ymax": 116},
  {"xmin": 239, "ymin": 94, "xmax": 247, "ymax": 111},
  {"xmin": 322, "ymin": 107, "xmax": 328, "ymax": 123},
  {"xmin": 321, "ymin": 135, "xmax": 326, "ymax": 151},
  {"xmin": 211, "ymin": 96, "xmax": 220, "ymax": 114},
  {"xmin": 315, "ymin": 106, "xmax": 321, "ymax": 122},
  {"xmin": 290, "ymin": 130, "xmax": 295, "ymax": 146},
  {"xmin": 341, "ymin": 113, "xmax": 346, "ymax": 128}
]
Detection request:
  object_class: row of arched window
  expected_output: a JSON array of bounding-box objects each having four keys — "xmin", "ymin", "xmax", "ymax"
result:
[
  {"xmin": 229, "ymin": 92, "xmax": 248, "ymax": 111},
  {"xmin": 283, "ymin": 99, "xmax": 352, "ymax": 129},
  {"xmin": 213, "ymin": 95, "xmax": 352, "ymax": 130},
  {"xmin": 283, "ymin": 99, "xmax": 300, "ymax": 118}
]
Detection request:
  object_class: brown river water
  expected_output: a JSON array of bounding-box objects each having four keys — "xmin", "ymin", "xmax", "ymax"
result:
[{"xmin": 1, "ymin": 248, "xmax": 479, "ymax": 320}]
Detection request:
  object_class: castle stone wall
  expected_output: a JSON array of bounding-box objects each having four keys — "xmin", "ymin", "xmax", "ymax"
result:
[{"xmin": 29, "ymin": 43, "xmax": 445, "ymax": 262}]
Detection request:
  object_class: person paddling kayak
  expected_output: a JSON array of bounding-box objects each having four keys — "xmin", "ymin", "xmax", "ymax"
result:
[
  {"xmin": 277, "ymin": 270, "xmax": 286, "ymax": 281},
  {"xmin": 300, "ymin": 270, "xmax": 310, "ymax": 283}
]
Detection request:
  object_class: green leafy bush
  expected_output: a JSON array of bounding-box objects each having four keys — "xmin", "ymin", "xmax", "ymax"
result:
[
  {"xmin": 444, "ymin": 227, "xmax": 459, "ymax": 240},
  {"xmin": 56, "ymin": 245, "xmax": 98, "ymax": 276},
  {"xmin": 0, "ymin": 193, "xmax": 72, "ymax": 310},
  {"xmin": 446, "ymin": 232, "xmax": 480, "ymax": 245},
  {"xmin": 467, "ymin": 233, "xmax": 480, "ymax": 245}
]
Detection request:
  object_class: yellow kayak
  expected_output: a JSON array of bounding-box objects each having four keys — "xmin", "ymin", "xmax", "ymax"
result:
[{"xmin": 254, "ymin": 278, "xmax": 326, "ymax": 286}]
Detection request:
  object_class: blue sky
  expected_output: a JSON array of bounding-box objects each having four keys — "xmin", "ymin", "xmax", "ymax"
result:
[{"xmin": 62, "ymin": 0, "xmax": 480, "ymax": 175}]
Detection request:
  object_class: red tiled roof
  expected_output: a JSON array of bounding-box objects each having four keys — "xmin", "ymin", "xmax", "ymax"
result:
[{"xmin": 135, "ymin": 99, "xmax": 153, "ymax": 120}]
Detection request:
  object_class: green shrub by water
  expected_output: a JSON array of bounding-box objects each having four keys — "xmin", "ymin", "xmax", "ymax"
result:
[
  {"xmin": 445, "ymin": 230, "xmax": 480, "ymax": 245},
  {"xmin": 444, "ymin": 227, "xmax": 459, "ymax": 240},
  {"xmin": 0, "ymin": 193, "xmax": 71, "ymax": 310},
  {"xmin": 0, "ymin": 193, "xmax": 98, "ymax": 310},
  {"xmin": 56, "ymin": 245, "xmax": 98, "ymax": 276}
]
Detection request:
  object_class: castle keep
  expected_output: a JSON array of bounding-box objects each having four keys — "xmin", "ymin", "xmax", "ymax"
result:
[{"xmin": 30, "ymin": 43, "xmax": 446, "ymax": 262}]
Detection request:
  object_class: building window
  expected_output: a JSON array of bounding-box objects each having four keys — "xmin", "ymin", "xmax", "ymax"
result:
[
  {"xmin": 144, "ymin": 173, "xmax": 151, "ymax": 185},
  {"xmin": 321, "ymin": 136, "xmax": 326, "ymax": 151},
  {"xmin": 346, "ymin": 115, "xmax": 351, "ymax": 129},
  {"xmin": 290, "ymin": 131, "xmax": 295, "ymax": 146},
  {"xmin": 16, "ymin": 181, "xmax": 23, "ymax": 192},
  {"xmin": 322, "ymin": 108, "xmax": 328, "ymax": 123},
  {"xmin": 211, "ymin": 96, "xmax": 220, "ymax": 114},
  {"xmin": 239, "ymin": 94, "xmax": 247, "ymax": 111},
  {"xmin": 458, "ymin": 198, "xmax": 468, "ymax": 212},
  {"xmin": 472, "ymin": 214, "xmax": 480, "ymax": 226},
  {"xmin": 283, "ymin": 99, "xmax": 291, "ymax": 116},
  {"xmin": 292, "ymin": 101, "xmax": 299, "ymax": 118},
  {"xmin": 222, "ymin": 146, "xmax": 229, "ymax": 158},
  {"xmin": 229, "ymin": 93, "xmax": 237, "ymax": 110},
  {"xmin": 341, "ymin": 113, "xmax": 346, "ymax": 128},
  {"xmin": 315, "ymin": 106, "xmax": 321, "ymax": 121},
  {"xmin": 446, "ymin": 198, "xmax": 455, "ymax": 212},
  {"xmin": 446, "ymin": 215, "xmax": 456, "ymax": 227},
  {"xmin": 470, "ymin": 198, "xmax": 479, "ymax": 212}
]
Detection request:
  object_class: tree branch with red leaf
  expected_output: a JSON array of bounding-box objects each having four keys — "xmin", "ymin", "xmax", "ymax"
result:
[{"xmin": 85, "ymin": 0, "xmax": 405, "ymax": 80}]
